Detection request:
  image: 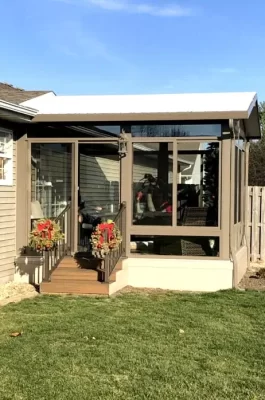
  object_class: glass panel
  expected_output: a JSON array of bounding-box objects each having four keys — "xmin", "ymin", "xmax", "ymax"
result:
[
  {"xmin": 94, "ymin": 126, "xmax": 120, "ymax": 136},
  {"xmin": 79, "ymin": 143, "xmax": 120, "ymax": 217},
  {"xmin": 28, "ymin": 125, "xmax": 120, "ymax": 139},
  {"xmin": 31, "ymin": 144, "xmax": 72, "ymax": 218},
  {"xmin": 133, "ymin": 143, "xmax": 173, "ymax": 226},
  {"xmin": 78, "ymin": 143, "xmax": 120, "ymax": 251},
  {"xmin": 234, "ymin": 146, "xmax": 244, "ymax": 224},
  {"xmin": 177, "ymin": 142, "xmax": 219, "ymax": 226},
  {"xmin": 131, "ymin": 124, "xmax": 221, "ymax": 137},
  {"xmin": 130, "ymin": 235, "xmax": 220, "ymax": 256}
]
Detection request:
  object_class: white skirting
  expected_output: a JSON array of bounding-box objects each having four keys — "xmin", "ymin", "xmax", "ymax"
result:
[{"xmin": 124, "ymin": 258, "xmax": 233, "ymax": 292}]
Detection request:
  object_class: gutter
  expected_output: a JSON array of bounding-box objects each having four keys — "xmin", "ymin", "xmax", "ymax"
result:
[{"xmin": 0, "ymin": 100, "xmax": 37, "ymax": 117}]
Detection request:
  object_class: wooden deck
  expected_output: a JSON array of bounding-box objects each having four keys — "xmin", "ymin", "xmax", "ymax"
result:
[{"xmin": 40, "ymin": 256, "xmax": 124, "ymax": 296}]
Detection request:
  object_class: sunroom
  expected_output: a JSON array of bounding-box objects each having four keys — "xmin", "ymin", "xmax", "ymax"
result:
[{"xmin": 14, "ymin": 92, "xmax": 260, "ymax": 293}]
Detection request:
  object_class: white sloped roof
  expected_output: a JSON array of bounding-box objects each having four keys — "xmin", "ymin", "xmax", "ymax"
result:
[
  {"xmin": 22, "ymin": 92, "xmax": 257, "ymax": 117},
  {"xmin": 21, "ymin": 91, "xmax": 260, "ymax": 138}
]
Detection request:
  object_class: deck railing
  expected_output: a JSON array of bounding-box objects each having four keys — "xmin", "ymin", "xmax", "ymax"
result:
[
  {"xmin": 102, "ymin": 202, "xmax": 127, "ymax": 283},
  {"xmin": 42, "ymin": 203, "xmax": 71, "ymax": 282}
]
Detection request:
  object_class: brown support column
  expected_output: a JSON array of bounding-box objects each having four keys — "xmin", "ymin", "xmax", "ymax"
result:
[
  {"xmin": 120, "ymin": 132, "xmax": 132, "ymax": 258},
  {"xmin": 16, "ymin": 131, "xmax": 30, "ymax": 253},
  {"xmin": 245, "ymin": 141, "xmax": 250, "ymax": 266},
  {"xmin": 220, "ymin": 132, "xmax": 232, "ymax": 259},
  {"xmin": 172, "ymin": 140, "xmax": 177, "ymax": 226},
  {"xmin": 70, "ymin": 142, "xmax": 78, "ymax": 255}
]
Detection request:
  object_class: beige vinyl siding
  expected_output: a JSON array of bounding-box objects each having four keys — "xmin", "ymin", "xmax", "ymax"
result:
[
  {"xmin": 133, "ymin": 159, "xmax": 157, "ymax": 183},
  {"xmin": 0, "ymin": 128, "xmax": 16, "ymax": 283},
  {"xmin": 133, "ymin": 156, "xmax": 173, "ymax": 195}
]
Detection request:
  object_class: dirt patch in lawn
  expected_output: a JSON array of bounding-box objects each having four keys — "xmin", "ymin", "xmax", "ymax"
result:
[
  {"xmin": 118, "ymin": 286, "xmax": 174, "ymax": 295},
  {"xmin": 239, "ymin": 262, "xmax": 265, "ymax": 291},
  {"xmin": 118, "ymin": 286, "xmax": 202, "ymax": 295},
  {"xmin": 0, "ymin": 283, "xmax": 38, "ymax": 306}
]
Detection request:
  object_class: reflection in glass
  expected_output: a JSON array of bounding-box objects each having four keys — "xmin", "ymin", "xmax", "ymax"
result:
[
  {"xmin": 78, "ymin": 143, "xmax": 120, "ymax": 252},
  {"xmin": 177, "ymin": 142, "xmax": 219, "ymax": 226},
  {"xmin": 28, "ymin": 126, "xmax": 120, "ymax": 139},
  {"xmin": 130, "ymin": 235, "xmax": 219, "ymax": 256},
  {"xmin": 132, "ymin": 124, "xmax": 221, "ymax": 137},
  {"xmin": 133, "ymin": 143, "xmax": 173, "ymax": 226},
  {"xmin": 234, "ymin": 146, "xmax": 244, "ymax": 224},
  {"xmin": 79, "ymin": 143, "xmax": 120, "ymax": 217},
  {"xmin": 31, "ymin": 144, "xmax": 72, "ymax": 218}
]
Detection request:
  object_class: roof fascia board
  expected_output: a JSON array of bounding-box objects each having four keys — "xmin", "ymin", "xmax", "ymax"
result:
[
  {"xmin": 247, "ymin": 94, "xmax": 258, "ymax": 118},
  {"xmin": 33, "ymin": 110, "xmax": 249, "ymax": 123}
]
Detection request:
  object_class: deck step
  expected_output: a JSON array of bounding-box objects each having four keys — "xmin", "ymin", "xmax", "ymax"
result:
[
  {"xmin": 40, "ymin": 280, "xmax": 111, "ymax": 295},
  {"xmin": 52, "ymin": 272, "xmax": 99, "ymax": 281},
  {"xmin": 39, "ymin": 256, "xmax": 126, "ymax": 295},
  {"xmin": 59, "ymin": 258, "xmax": 101, "ymax": 270}
]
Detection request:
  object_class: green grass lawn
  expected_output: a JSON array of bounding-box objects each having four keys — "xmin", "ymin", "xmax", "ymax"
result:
[{"xmin": 1, "ymin": 290, "xmax": 265, "ymax": 400}]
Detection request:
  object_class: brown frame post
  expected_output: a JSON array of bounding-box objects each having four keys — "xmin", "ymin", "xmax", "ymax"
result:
[
  {"xmin": 245, "ymin": 141, "xmax": 250, "ymax": 266},
  {"xmin": 220, "ymin": 131, "xmax": 232, "ymax": 259},
  {"xmin": 172, "ymin": 140, "xmax": 178, "ymax": 226},
  {"xmin": 16, "ymin": 131, "xmax": 31, "ymax": 253},
  {"xmin": 120, "ymin": 133, "xmax": 132, "ymax": 257},
  {"xmin": 70, "ymin": 142, "xmax": 79, "ymax": 255}
]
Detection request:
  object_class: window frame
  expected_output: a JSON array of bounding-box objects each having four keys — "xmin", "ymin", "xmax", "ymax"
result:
[
  {"xmin": 131, "ymin": 137, "xmax": 221, "ymax": 232},
  {"xmin": 0, "ymin": 128, "xmax": 13, "ymax": 186}
]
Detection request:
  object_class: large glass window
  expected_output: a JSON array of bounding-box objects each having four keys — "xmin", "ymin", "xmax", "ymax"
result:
[
  {"xmin": 133, "ymin": 143, "xmax": 173, "ymax": 226},
  {"xmin": 130, "ymin": 235, "xmax": 219, "ymax": 256},
  {"xmin": 131, "ymin": 124, "xmax": 221, "ymax": 137},
  {"xmin": 31, "ymin": 144, "xmax": 72, "ymax": 219},
  {"xmin": 177, "ymin": 142, "xmax": 219, "ymax": 226}
]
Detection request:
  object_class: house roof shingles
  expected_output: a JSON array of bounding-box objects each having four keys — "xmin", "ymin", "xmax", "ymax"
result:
[{"xmin": 0, "ymin": 83, "xmax": 50, "ymax": 105}]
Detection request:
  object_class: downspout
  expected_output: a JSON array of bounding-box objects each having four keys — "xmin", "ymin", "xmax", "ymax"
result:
[
  {"xmin": 180, "ymin": 164, "xmax": 192, "ymax": 182},
  {"xmin": 229, "ymin": 119, "xmax": 238, "ymax": 287}
]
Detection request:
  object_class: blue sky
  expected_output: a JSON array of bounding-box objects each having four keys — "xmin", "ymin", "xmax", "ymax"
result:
[{"xmin": 1, "ymin": 0, "xmax": 265, "ymax": 99}]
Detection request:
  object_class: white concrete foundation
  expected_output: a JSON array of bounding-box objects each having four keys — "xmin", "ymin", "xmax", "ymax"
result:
[
  {"xmin": 109, "ymin": 264, "xmax": 129, "ymax": 295},
  {"xmin": 234, "ymin": 246, "xmax": 248, "ymax": 286},
  {"xmin": 124, "ymin": 258, "xmax": 233, "ymax": 292}
]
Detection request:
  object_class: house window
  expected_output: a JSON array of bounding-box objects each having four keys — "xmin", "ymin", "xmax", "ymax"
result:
[{"xmin": 0, "ymin": 129, "xmax": 13, "ymax": 186}]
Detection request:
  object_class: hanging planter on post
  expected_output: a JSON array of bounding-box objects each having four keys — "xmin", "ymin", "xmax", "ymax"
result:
[
  {"xmin": 90, "ymin": 220, "xmax": 122, "ymax": 260},
  {"xmin": 29, "ymin": 219, "xmax": 65, "ymax": 282}
]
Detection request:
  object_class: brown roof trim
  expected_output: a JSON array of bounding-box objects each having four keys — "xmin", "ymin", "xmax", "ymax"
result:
[{"xmin": 33, "ymin": 110, "xmax": 249, "ymax": 123}]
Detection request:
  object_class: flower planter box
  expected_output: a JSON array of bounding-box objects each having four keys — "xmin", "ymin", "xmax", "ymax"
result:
[{"xmin": 14, "ymin": 247, "xmax": 44, "ymax": 285}]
